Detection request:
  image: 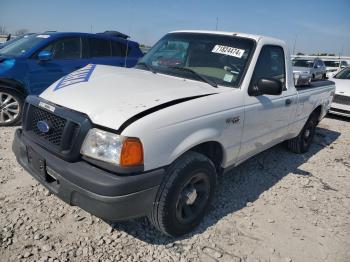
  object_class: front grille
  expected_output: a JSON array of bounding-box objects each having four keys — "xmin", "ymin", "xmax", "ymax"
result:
[
  {"xmin": 21, "ymin": 96, "xmax": 94, "ymax": 162},
  {"xmin": 333, "ymin": 94, "xmax": 350, "ymax": 105},
  {"xmin": 30, "ymin": 106, "xmax": 67, "ymax": 146}
]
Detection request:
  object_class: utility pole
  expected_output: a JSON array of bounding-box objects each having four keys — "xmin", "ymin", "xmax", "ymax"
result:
[
  {"xmin": 292, "ymin": 34, "xmax": 298, "ymax": 55},
  {"xmin": 90, "ymin": 25, "xmax": 93, "ymax": 33},
  {"xmin": 215, "ymin": 17, "xmax": 219, "ymax": 31},
  {"xmin": 339, "ymin": 45, "xmax": 344, "ymax": 58}
]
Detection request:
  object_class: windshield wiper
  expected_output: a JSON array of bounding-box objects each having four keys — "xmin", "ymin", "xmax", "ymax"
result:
[
  {"xmin": 136, "ymin": 62, "xmax": 156, "ymax": 74},
  {"xmin": 169, "ymin": 66, "xmax": 217, "ymax": 88}
]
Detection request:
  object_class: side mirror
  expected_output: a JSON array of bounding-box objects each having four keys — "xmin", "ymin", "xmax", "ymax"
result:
[
  {"xmin": 250, "ymin": 78, "xmax": 283, "ymax": 96},
  {"xmin": 38, "ymin": 50, "xmax": 52, "ymax": 61}
]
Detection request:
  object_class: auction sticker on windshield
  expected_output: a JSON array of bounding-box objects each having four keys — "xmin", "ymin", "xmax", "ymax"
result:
[{"xmin": 212, "ymin": 45, "xmax": 245, "ymax": 58}]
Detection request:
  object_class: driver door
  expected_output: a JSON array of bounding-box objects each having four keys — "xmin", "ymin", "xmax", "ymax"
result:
[{"xmin": 238, "ymin": 45, "xmax": 296, "ymax": 162}]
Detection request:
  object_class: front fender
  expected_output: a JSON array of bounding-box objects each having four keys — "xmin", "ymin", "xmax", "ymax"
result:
[{"xmin": 169, "ymin": 128, "xmax": 224, "ymax": 164}]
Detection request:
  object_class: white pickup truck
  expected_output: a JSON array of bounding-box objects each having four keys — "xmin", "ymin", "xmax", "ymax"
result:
[{"xmin": 13, "ymin": 30, "xmax": 335, "ymax": 236}]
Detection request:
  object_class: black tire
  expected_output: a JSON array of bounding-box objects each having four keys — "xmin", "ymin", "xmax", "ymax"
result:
[
  {"xmin": 148, "ymin": 151, "xmax": 217, "ymax": 237},
  {"xmin": 0, "ymin": 87, "xmax": 24, "ymax": 126},
  {"xmin": 287, "ymin": 112, "xmax": 319, "ymax": 154},
  {"xmin": 322, "ymin": 73, "xmax": 327, "ymax": 80}
]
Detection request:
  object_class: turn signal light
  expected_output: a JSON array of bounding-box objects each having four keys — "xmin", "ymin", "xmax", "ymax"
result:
[{"xmin": 120, "ymin": 138, "xmax": 144, "ymax": 167}]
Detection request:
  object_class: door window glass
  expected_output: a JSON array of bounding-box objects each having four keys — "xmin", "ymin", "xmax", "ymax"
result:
[
  {"xmin": 43, "ymin": 37, "xmax": 81, "ymax": 59},
  {"xmin": 249, "ymin": 45, "xmax": 286, "ymax": 90},
  {"xmin": 340, "ymin": 61, "xmax": 348, "ymax": 67},
  {"xmin": 89, "ymin": 38, "xmax": 111, "ymax": 57},
  {"xmin": 111, "ymin": 41, "xmax": 127, "ymax": 57}
]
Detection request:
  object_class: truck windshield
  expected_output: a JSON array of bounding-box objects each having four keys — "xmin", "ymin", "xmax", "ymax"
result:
[
  {"xmin": 136, "ymin": 33, "xmax": 255, "ymax": 87},
  {"xmin": 292, "ymin": 59, "xmax": 314, "ymax": 68},
  {"xmin": 334, "ymin": 68, "xmax": 350, "ymax": 79},
  {"xmin": 0, "ymin": 34, "xmax": 47, "ymax": 57}
]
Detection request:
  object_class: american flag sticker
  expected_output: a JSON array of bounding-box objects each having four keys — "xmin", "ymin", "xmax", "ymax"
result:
[{"xmin": 54, "ymin": 64, "xmax": 96, "ymax": 91}]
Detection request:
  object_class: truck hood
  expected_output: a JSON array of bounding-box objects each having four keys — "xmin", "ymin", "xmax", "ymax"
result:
[
  {"xmin": 40, "ymin": 64, "xmax": 218, "ymax": 130},
  {"xmin": 331, "ymin": 78, "xmax": 350, "ymax": 96}
]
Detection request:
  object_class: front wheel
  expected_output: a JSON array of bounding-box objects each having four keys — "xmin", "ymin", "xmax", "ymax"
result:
[
  {"xmin": 148, "ymin": 151, "xmax": 217, "ymax": 237},
  {"xmin": 0, "ymin": 88, "xmax": 24, "ymax": 126}
]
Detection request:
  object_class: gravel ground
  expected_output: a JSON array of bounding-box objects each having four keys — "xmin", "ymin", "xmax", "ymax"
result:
[{"xmin": 0, "ymin": 116, "xmax": 350, "ymax": 262}]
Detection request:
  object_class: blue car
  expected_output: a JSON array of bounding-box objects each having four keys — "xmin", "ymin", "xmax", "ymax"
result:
[{"xmin": 0, "ymin": 31, "xmax": 143, "ymax": 126}]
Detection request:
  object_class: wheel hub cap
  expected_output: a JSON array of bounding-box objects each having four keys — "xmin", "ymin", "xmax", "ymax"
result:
[
  {"xmin": 175, "ymin": 172, "xmax": 211, "ymax": 224},
  {"xmin": 0, "ymin": 92, "xmax": 20, "ymax": 124},
  {"xmin": 184, "ymin": 188, "xmax": 197, "ymax": 205},
  {"xmin": 305, "ymin": 129, "xmax": 310, "ymax": 138}
]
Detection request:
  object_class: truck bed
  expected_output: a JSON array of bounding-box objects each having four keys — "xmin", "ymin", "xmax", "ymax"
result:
[{"xmin": 296, "ymin": 80, "xmax": 335, "ymax": 91}]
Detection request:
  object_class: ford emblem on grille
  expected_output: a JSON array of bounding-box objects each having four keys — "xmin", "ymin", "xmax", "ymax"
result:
[{"xmin": 37, "ymin": 120, "xmax": 50, "ymax": 133}]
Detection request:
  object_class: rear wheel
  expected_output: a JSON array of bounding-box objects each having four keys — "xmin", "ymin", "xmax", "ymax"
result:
[
  {"xmin": 287, "ymin": 112, "xmax": 318, "ymax": 153},
  {"xmin": 148, "ymin": 151, "xmax": 217, "ymax": 237},
  {"xmin": 0, "ymin": 88, "xmax": 24, "ymax": 126}
]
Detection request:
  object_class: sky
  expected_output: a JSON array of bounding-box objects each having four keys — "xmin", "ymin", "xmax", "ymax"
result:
[{"xmin": 1, "ymin": 0, "xmax": 350, "ymax": 55}]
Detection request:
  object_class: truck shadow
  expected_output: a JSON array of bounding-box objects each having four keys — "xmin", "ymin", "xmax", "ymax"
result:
[{"xmin": 110, "ymin": 126, "xmax": 340, "ymax": 244}]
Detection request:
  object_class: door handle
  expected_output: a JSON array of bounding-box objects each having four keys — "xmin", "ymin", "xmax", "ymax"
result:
[{"xmin": 285, "ymin": 99, "xmax": 292, "ymax": 105}]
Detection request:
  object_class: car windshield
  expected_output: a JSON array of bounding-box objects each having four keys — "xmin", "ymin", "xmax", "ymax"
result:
[
  {"xmin": 292, "ymin": 59, "xmax": 314, "ymax": 68},
  {"xmin": 334, "ymin": 68, "xmax": 350, "ymax": 79},
  {"xmin": 0, "ymin": 34, "xmax": 48, "ymax": 56},
  {"xmin": 136, "ymin": 33, "xmax": 255, "ymax": 87},
  {"xmin": 324, "ymin": 61, "xmax": 340, "ymax": 67}
]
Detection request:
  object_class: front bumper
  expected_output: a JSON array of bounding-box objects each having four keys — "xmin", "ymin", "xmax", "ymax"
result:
[{"xmin": 12, "ymin": 129, "xmax": 165, "ymax": 221}]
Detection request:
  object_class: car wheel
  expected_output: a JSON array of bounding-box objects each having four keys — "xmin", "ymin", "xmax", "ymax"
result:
[
  {"xmin": 322, "ymin": 73, "xmax": 327, "ymax": 80},
  {"xmin": 0, "ymin": 88, "xmax": 24, "ymax": 126},
  {"xmin": 287, "ymin": 112, "xmax": 318, "ymax": 154},
  {"xmin": 148, "ymin": 151, "xmax": 217, "ymax": 237}
]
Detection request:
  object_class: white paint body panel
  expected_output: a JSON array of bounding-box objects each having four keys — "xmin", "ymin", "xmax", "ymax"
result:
[
  {"xmin": 329, "ymin": 77, "xmax": 350, "ymax": 117},
  {"xmin": 40, "ymin": 31, "xmax": 336, "ymax": 171}
]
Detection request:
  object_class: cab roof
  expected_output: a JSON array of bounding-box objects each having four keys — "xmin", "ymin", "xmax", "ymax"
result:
[{"xmin": 170, "ymin": 30, "xmax": 284, "ymax": 44}]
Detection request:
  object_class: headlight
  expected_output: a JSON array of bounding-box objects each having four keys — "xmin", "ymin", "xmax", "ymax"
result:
[{"xmin": 81, "ymin": 128, "xmax": 143, "ymax": 167}]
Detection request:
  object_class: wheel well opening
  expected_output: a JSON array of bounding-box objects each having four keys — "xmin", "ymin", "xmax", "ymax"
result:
[
  {"xmin": 0, "ymin": 79, "xmax": 27, "ymax": 97},
  {"xmin": 312, "ymin": 105, "xmax": 322, "ymax": 121},
  {"xmin": 190, "ymin": 141, "xmax": 224, "ymax": 173}
]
